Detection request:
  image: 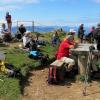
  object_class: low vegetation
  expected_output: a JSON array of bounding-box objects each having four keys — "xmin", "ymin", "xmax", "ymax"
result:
[{"xmin": 0, "ymin": 31, "xmax": 66, "ymax": 100}]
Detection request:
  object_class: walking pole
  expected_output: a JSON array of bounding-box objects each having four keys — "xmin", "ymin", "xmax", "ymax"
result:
[
  {"xmin": 83, "ymin": 46, "xmax": 93, "ymax": 96},
  {"xmin": 83, "ymin": 59, "xmax": 90, "ymax": 96}
]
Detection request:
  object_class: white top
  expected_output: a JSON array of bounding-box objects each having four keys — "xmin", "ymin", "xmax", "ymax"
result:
[{"xmin": 22, "ymin": 36, "xmax": 30, "ymax": 46}]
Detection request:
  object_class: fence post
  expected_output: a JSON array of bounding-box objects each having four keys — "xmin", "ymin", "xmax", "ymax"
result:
[
  {"xmin": 32, "ymin": 21, "xmax": 34, "ymax": 32},
  {"xmin": 17, "ymin": 21, "xmax": 19, "ymax": 33}
]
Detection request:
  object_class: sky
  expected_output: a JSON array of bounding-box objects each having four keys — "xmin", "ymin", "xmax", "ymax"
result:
[{"xmin": 0, "ymin": 0, "xmax": 100, "ymax": 26}]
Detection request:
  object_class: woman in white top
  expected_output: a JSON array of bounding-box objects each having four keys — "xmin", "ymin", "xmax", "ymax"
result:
[{"xmin": 22, "ymin": 31, "xmax": 31, "ymax": 47}]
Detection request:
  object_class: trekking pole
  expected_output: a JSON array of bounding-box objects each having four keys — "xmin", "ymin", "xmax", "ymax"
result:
[
  {"xmin": 83, "ymin": 46, "xmax": 93, "ymax": 96},
  {"xmin": 83, "ymin": 59, "xmax": 90, "ymax": 96}
]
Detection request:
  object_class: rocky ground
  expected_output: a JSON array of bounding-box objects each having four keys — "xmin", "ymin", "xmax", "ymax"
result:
[{"xmin": 22, "ymin": 68, "xmax": 100, "ymax": 100}]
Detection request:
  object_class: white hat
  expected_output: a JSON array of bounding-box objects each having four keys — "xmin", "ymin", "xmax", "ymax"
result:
[{"xmin": 69, "ymin": 29, "xmax": 76, "ymax": 33}]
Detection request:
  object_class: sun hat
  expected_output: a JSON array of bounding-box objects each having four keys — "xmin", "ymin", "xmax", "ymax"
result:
[{"xmin": 24, "ymin": 31, "xmax": 31, "ymax": 36}]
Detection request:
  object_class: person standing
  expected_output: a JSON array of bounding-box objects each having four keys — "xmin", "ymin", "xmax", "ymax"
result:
[
  {"xmin": 5, "ymin": 12, "xmax": 12, "ymax": 33},
  {"xmin": 19, "ymin": 24, "xmax": 26, "ymax": 36},
  {"xmin": 94, "ymin": 23, "xmax": 100, "ymax": 51},
  {"xmin": 78, "ymin": 24, "xmax": 85, "ymax": 43},
  {"xmin": 89, "ymin": 26, "xmax": 95, "ymax": 43}
]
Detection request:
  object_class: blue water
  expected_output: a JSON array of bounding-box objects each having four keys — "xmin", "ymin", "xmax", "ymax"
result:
[{"xmin": 11, "ymin": 26, "xmax": 90, "ymax": 36}]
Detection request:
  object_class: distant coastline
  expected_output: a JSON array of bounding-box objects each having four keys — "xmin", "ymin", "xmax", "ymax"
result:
[
  {"xmin": 11, "ymin": 26, "xmax": 90, "ymax": 35},
  {"xmin": 0, "ymin": 25, "xmax": 90, "ymax": 36}
]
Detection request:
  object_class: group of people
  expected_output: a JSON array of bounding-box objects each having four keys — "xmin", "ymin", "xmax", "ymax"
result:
[
  {"xmin": 49, "ymin": 30, "xmax": 78, "ymax": 83},
  {"xmin": 0, "ymin": 12, "xmax": 100, "ymax": 84},
  {"xmin": 49, "ymin": 23, "xmax": 100, "ymax": 84},
  {"xmin": 1, "ymin": 12, "xmax": 27, "ymax": 44},
  {"xmin": 78, "ymin": 23, "xmax": 100, "ymax": 51}
]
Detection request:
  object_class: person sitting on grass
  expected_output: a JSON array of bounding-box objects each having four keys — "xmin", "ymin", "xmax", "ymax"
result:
[
  {"xmin": 16, "ymin": 24, "xmax": 26, "ymax": 40},
  {"xmin": 51, "ymin": 31, "xmax": 60, "ymax": 46},
  {"xmin": 22, "ymin": 31, "xmax": 31, "ymax": 48}
]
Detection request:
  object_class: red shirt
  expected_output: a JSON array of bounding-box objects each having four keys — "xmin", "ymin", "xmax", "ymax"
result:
[{"xmin": 56, "ymin": 40, "xmax": 73, "ymax": 59}]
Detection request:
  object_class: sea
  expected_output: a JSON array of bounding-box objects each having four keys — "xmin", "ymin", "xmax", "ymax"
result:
[{"xmin": 0, "ymin": 26, "xmax": 90, "ymax": 37}]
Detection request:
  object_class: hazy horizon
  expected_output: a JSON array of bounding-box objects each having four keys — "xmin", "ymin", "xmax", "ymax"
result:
[{"xmin": 0, "ymin": 0, "xmax": 100, "ymax": 26}]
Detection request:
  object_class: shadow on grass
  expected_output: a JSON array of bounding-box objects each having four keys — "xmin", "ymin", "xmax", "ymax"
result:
[
  {"xmin": 19, "ymin": 57, "xmax": 77, "ymax": 95},
  {"xmin": 0, "ymin": 43, "xmax": 8, "ymax": 47},
  {"xmin": 19, "ymin": 62, "xmax": 51, "ymax": 95},
  {"xmin": 19, "ymin": 72, "xmax": 34, "ymax": 95}
]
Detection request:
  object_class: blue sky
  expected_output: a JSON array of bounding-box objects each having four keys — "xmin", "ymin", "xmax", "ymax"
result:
[{"xmin": 0, "ymin": 0, "xmax": 100, "ymax": 26}]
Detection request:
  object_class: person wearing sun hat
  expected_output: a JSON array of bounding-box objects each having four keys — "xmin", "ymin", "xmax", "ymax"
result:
[
  {"xmin": 56, "ymin": 34, "xmax": 75, "ymax": 59},
  {"xmin": 69, "ymin": 29, "xmax": 76, "ymax": 35},
  {"xmin": 22, "ymin": 31, "xmax": 31, "ymax": 47},
  {"xmin": 50, "ymin": 34, "xmax": 76, "ymax": 82}
]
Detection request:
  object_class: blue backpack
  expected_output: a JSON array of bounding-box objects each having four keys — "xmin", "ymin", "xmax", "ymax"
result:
[{"xmin": 29, "ymin": 51, "xmax": 42, "ymax": 59}]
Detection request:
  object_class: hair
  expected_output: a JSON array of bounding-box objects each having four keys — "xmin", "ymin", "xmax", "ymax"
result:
[
  {"xmin": 6, "ymin": 12, "xmax": 9, "ymax": 15},
  {"xmin": 97, "ymin": 23, "xmax": 100, "ymax": 27},
  {"xmin": 2, "ymin": 23, "xmax": 5, "ymax": 28},
  {"xmin": 66, "ymin": 35, "xmax": 74, "ymax": 41}
]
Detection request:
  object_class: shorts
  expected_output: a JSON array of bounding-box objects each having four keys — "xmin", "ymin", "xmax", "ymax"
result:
[{"xmin": 50, "ymin": 57, "xmax": 75, "ymax": 67}]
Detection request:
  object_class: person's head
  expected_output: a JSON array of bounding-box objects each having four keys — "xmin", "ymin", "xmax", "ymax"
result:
[
  {"xmin": 97, "ymin": 23, "xmax": 100, "ymax": 28},
  {"xmin": 92, "ymin": 26, "xmax": 95, "ymax": 30},
  {"xmin": 2, "ymin": 23, "xmax": 6, "ymax": 29},
  {"xmin": 6, "ymin": 12, "xmax": 9, "ymax": 16},
  {"xmin": 66, "ymin": 35, "xmax": 74, "ymax": 42},
  {"xmin": 20, "ymin": 24, "xmax": 23, "ymax": 27},
  {"xmin": 69, "ymin": 29, "xmax": 76, "ymax": 35},
  {"xmin": 80, "ymin": 24, "xmax": 84, "ymax": 27}
]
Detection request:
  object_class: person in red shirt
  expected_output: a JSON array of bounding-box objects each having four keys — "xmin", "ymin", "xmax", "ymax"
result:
[
  {"xmin": 56, "ymin": 35, "xmax": 75, "ymax": 59},
  {"xmin": 49, "ymin": 32, "xmax": 80, "ymax": 84},
  {"xmin": 49, "ymin": 35, "xmax": 77, "ymax": 83},
  {"xmin": 5, "ymin": 12, "xmax": 12, "ymax": 33}
]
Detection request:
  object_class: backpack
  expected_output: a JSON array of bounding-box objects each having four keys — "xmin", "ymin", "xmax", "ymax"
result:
[
  {"xmin": 0, "ymin": 61, "xmax": 21, "ymax": 77},
  {"xmin": 95, "ymin": 29, "xmax": 100, "ymax": 43},
  {"xmin": 48, "ymin": 65, "xmax": 66, "ymax": 85},
  {"xmin": 40, "ymin": 54, "xmax": 49, "ymax": 66},
  {"xmin": 5, "ymin": 63, "xmax": 21, "ymax": 77},
  {"xmin": 29, "ymin": 51, "xmax": 43, "ymax": 59}
]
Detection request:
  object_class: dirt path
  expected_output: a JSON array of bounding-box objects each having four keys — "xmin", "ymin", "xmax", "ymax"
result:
[{"xmin": 22, "ymin": 68, "xmax": 100, "ymax": 100}]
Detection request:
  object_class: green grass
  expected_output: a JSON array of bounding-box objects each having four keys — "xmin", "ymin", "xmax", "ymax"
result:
[
  {"xmin": 0, "ymin": 45, "xmax": 56, "ymax": 100},
  {"xmin": 40, "ymin": 44, "xmax": 58, "ymax": 58},
  {"xmin": 0, "ymin": 75, "xmax": 21, "ymax": 100},
  {"xmin": 0, "ymin": 48, "xmax": 41, "ymax": 100},
  {"xmin": 0, "ymin": 31, "xmax": 66, "ymax": 100}
]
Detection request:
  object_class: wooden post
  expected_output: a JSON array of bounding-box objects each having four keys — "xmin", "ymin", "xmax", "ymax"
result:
[
  {"xmin": 78, "ymin": 54, "xmax": 88, "ymax": 75},
  {"xmin": 17, "ymin": 21, "xmax": 19, "ymax": 33},
  {"xmin": 32, "ymin": 21, "xmax": 34, "ymax": 32}
]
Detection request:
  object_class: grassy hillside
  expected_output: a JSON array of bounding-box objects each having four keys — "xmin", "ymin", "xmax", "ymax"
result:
[{"xmin": 0, "ymin": 31, "xmax": 67, "ymax": 100}]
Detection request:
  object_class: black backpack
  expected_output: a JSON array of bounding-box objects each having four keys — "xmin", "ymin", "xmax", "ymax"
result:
[
  {"xmin": 95, "ymin": 29, "xmax": 100, "ymax": 51},
  {"xmin": 95, "ymin": 29, "xmax": 100, "ymax": 42},
  {"xmin": 48, "ymin": 66, "xmax": 66, "ymax": 85}
]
